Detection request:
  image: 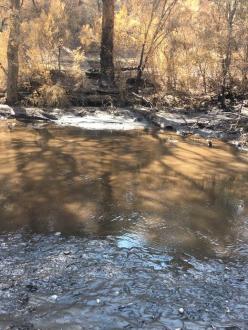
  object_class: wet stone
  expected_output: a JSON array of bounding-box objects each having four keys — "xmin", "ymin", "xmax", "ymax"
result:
[
  {"xmin": 178, "ymin": 307, "xmax": 185, "ymax": 314},
  {"xmin": 26, "ymin": 284, "xmax": 38, "ymax": 293}
]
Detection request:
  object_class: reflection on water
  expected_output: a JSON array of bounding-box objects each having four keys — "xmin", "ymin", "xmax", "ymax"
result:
[{"xmin": 0, "ymin": 120, "xmax": 248, "ymax": 259}]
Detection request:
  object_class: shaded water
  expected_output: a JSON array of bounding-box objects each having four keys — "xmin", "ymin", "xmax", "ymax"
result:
[{"xmin": 1, "ymin": 120, "xmax": 248, "ymax": 329}]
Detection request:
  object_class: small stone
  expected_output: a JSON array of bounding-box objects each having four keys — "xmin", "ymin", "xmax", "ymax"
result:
[
  {"xmin": 207, "ymin": 139, "xmax": 213, "ymax": 148},
  {"xmin": 26, "ymin": 284, "xmax": 38, "ymax": 292},
  {"xmin": 50, "ymin": 295, "xmax": 58, "ymax": 301},
  {"xmin": 115, "ymin": 291, "xmax": 119, "ymax": 295},
  {"xmin": 64, "ymin": 251, "xmax": 71, "ymax": 255},
  {"xmin": 96, "ymin": 298, "xmax": 101, "ymax": 304},
  {"xmin": 226, "ymin": 307, "xmax": 230, "ymax": 313},
  {"xmin": 178, "ymin": 308, "xmax": 184, "ymax": 314},
  {"xmin": 54, "ymin": 232, "xmax": 61, "ymax": 236}
]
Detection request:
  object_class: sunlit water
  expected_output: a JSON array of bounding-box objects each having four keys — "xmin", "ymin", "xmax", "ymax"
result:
[{"xmin": 0, "ymin": 120, "xmax": 248, "ymax": 260}]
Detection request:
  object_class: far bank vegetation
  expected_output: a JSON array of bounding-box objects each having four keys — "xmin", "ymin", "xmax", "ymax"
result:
[{"xmin": 0, "ymin": 0, "xmax": 248, "ymax": 109}]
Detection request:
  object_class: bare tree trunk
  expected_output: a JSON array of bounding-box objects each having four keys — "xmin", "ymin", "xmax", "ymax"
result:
[
  {"xmin": 135, "ymin": 43, "xmax": 146, "ymax": 92},
  {"xmin": 166, "ymin": 44, "xmax": 176, "ymax": 92},
  {"xmin": 220, "ymin": 0, "xmax": 238, "ymax": 109},
  {"xmin": 198, "ymin": 63, "xmax": 207, "ymax": 94},
  {"xmin": 221, "ymin": 33, "xmax": 232, "ymax": 108},
  {"xmin": 241, "ymin": 43, "xmax": 248, "ymax": 90},
  {"xmin": 100, "ymin": 0, "xmax": 115, "ymax": 87},
  {"xmin": 7, "ymin": 0, "xmax": 21, "ymax": 105}
]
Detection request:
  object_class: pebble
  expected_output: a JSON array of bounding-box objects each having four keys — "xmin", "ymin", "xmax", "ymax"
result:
[
  {"xmin": 207, "ymin": 139, "xmax": 213, "ymax": 148},
  {"xmin": 64, "ymin": 251, "xmax": 71, "ymax": 255},
  {"xmin": 50, "ymin": 295, "xmax": 58, "ymax": 301},
  {"xmin": 226, "ymin": 307, "xmax": 230, "ymax": 313},
  {"xmin": 26, "ymin": 284, "xmax": 38, "ymax": 292},
  {"xmin": 178, "ymin": 308, "xmax": 184, "ymax": 314},
  {"xmin": 96, "ymin": 298, "xmax": 101, "ymax": 304},
  {"xmin": 54, "ymin": 232, "xmax": 61, "ymax": 236}
]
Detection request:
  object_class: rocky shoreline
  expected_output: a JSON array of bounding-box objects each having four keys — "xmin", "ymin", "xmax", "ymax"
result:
[
  {"xmin": 134, "ymin": 105, "xmax": 248, "ymax": 151},
  {"xmin": 0, "ymin": 104, "xmax": 248, "ymax": 151}
]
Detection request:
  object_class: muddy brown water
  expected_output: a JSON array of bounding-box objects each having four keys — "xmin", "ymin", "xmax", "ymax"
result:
[{"xmin": 0, "ymin": 121, "xmax": 248, "ymax": 329}]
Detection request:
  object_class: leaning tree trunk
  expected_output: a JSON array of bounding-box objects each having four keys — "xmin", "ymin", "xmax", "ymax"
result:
[
  {"xmin": 7, "ymin": 0, "xmax": 21, "ymax": 105},
  {"xmin": 100, "ymin": 0, "xmax": 115, "ymax": 87}
]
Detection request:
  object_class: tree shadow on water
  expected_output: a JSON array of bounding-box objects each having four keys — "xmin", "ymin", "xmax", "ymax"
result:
[{"xmin": 0, "ymin": 127, "xmax": 165, "ymax": 236}]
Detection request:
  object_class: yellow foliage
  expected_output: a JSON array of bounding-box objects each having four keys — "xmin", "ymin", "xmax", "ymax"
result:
[
  {"xmin": 28, "ymin": 84, "xmax": 69, "ymax": 107},
  {"xmin": 185, "ymin": 0, "xmax": 199, "ymax": 11},
  {"xmin": 20, "ymin": 0, "xmax": 70, "ymax": 75},
  {"xmin": 80, "ymin": 23, "xmax": 101, "ymax": 49},
  {"xmin": 0, "ymin": 30, "xmax": 8, "ymax": 90},
  {"xmin": 1, "ymin": 0, "xmax": 248, "ymax": 99}
]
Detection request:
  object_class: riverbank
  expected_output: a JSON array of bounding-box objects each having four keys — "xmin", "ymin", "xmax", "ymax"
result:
[{"xmin": 0, "ymin": 104, "xmax": 248, "ymax": 150}]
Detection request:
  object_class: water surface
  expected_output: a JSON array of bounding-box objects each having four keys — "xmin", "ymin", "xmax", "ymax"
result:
[
  {"xmin": 1, "ymin": 120, "xmax": 248, "ymax": 329},
  {"xmin": 0, "ymin": 120, "xmax": 248, "ymax": 259}
]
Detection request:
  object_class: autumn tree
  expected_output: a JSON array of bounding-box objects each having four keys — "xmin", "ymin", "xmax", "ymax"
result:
[
  {"xmin": 135, "ymin": 0, "xmax": 178, "ymax": 88},
  {"xmin": 5, "ymin": 0, "xmax": 40, "ymax": 105},
  {"xmin": 236, "ymin": 1, "xmax": 248, "ymax": 90},
  {"xmin": 0, "ymin": 5, "xmax": 8, "ymax": 90},
  {"xmin": 1, "ymin": 0, "xmax": 248, "ymax": 106},
  {"xmin": 216, "ymin": 0, "xmax": 240, "ymax": 107},
  {"xmin": 100, "ymin": 0, "xmax": 115, "ymax": 87},
  {"xmin": 7, "ymin": 0, "xmax": 21, "ymax": 104}
]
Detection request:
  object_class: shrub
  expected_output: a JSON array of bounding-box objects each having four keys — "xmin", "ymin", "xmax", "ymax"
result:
[{"xmin": 27, "ymin": 84, "xmax": 69, "ymax": 107}]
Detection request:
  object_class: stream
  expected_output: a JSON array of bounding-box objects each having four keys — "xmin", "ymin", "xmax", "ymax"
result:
[{"xmin": 0, "ymin": 120, "xmax": 248, "ymax": 329}]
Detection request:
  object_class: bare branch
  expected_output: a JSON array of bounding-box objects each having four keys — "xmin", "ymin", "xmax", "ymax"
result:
[
  {"xmin": 32, "ymin": 0, "xmax": 39, "ymax": 11},
  {"xmin": 0, "ymin": 63, "xmax": 7, "ymax": 76}
]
